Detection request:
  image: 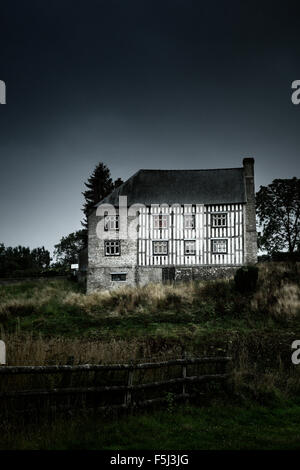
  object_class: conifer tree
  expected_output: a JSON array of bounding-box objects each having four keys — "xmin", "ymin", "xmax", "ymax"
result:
[{"xmin": 82, "ymin": 163, "xmax": 123, "ymax": 229}]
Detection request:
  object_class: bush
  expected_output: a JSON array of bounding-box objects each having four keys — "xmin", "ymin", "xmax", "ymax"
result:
[
  {"xmin": 234, "ymin": 265, "xmax": 258, "ymax": 294},
  {"xmin": 271, "ymin": 252, "xmax": 300, "ymax": 262}
]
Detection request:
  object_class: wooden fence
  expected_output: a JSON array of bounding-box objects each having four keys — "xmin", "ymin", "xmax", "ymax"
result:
[{"xmin": 0, "ymin": 356, "xmax": 232, "ymax": 413}]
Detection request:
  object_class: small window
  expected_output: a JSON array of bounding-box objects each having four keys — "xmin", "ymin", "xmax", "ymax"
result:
[
  {"xmin": 184, "ymin": 240, "xmax": 196, "ymax": 255},
  {"xmin": 212, "ymin": 213, "xmax": 227, "ymax": 227},
  {"xmin": 153, "ymin": 241, "xmax": 168, "ymax": 255},
  {"xmin": 184, "ymin": 215, "xmax": 195, "ymax": 229},
  {"xmin": 105, "ymin": 240, "xmax": 120, "ymax": 256},
  {"xmin": 104, "ymin": 215, "xmax": 119, "ymax": 231},
  {"xmin": 153, "ymin": 214, "xmax": 169, "ymax": 229},
  {"xmin": 211, "ymin": 239, "xmax": 228, "ymax": 254},
  {"xmin": 111, "ymin": 273, "xmax": 126, "ymax": 281}
]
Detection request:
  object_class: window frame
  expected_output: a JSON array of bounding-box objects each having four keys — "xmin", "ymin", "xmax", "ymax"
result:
[
  {"xmin": 111, "ymin": 272, "xmax": 127, "ymax": 282},
  {"xmin": 153, "ymin": 214, "xmax": 169, "ymax": 229},
  {"xmin": 184, "ymin": 240, "xmax": 196, "ymax": 255},
  {"xmin": 184, "ymin": 214, "xmax": 195, "ymax": 229},
  {"xmin": 211, "ymin": 238, "xmax": 228, "ymax": 254},
  {"xmin": 211, "ymin": 213, "xmax": 228, "ymax": 228},
  {"xmin": 104, "ymin": 214, "xmax": 119, "ymax": 231},
  {"xmin": 104, "ymin": 240, "xmax": 121, "ymax": 256},
  {"xmin": 152, "ymin": 241, "xmax": 168, "ymax": 256}
]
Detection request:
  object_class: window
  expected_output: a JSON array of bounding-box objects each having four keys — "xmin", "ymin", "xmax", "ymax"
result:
[
  {"xmin": 212, "ymin": 213, "xmax": 227, "ymax": 227},
  {"xmin": 184, "ymin": 215, "xmax": 195, "ymax": 229},
  {"xmin": 211, "ymin": 239, "xmax": 228, "ymax": 254},
  {"xmin": 184, "ymin": 240, "xmax": 196, "ymax": 255},
  {"xmin": 153, "ymin": 241, "xmax": 168, "ymax": 255},
  {"xmin": 105, "ymin": 240, "xmax": 120, "ymax": 256},
  {"xmin": 153, "ymin": 214, "xmax": 169, "ymax": 229},
  {"xmin": 104, "ymin": 215, "xmax": 119, "ymax": 231},
  {"xmin": 111, "ymin": 273, "xmax": 126, "ymax": 281}
]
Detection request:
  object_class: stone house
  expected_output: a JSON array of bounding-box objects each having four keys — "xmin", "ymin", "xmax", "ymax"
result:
[{"xmin": 87, "ymin": 158, "xmax": 257, "ymax": 292}]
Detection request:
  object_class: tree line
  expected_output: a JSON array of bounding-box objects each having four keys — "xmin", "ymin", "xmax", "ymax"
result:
[{"xmin": 0, "ymin": 245, "xmax": 51, "ymax": 278}]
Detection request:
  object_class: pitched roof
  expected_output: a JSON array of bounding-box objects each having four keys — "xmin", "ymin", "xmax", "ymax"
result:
[{"xmin": 96, "ymin": 167, "xmax": 247, "ymax": 207}]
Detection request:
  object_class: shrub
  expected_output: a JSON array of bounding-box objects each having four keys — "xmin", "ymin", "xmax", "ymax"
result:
[
  {"xmin": 271, "ymin": 251, "xmax": 300, "ymax": 262},
  {"xmin": 234, "ymin": 265, "xmax": 258, "ymax": 294}
]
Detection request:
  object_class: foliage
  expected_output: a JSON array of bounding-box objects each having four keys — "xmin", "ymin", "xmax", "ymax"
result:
[
  {"xmin": 234, "ymin": 265, "xmax": 259, "ymax": 293},
  {"xmin": 53, "ymin": 230, "xmax": 87, "ymax": 267},
  {"xmin": 271, "ymin": 251, "xmax": 300, "ymax": 262},
  {"xmin": 81, "ymin": 162, "xmax": 123, "ymax": 228},
  {"xmin": 256, "ymin": 178, "xmax": 300, "ymax": 254},
  {"xmin": 0, "ymin": 244, "xmax": 51, "ymax": 278}
]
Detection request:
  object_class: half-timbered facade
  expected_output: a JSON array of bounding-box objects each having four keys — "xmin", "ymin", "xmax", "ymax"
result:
[
  {"xmin": 87, "ymin": 158, "xmax": 257, "ymax": 292},
  {"xmin": 137, "ymin": 203, "xmax": 244, "ymax": 267}
]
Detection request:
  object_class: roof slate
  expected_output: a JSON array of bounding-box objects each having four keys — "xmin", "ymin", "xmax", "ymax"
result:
[{"xmin": 96, "ymin": 168, "xmax": 246, "ymax": 207}]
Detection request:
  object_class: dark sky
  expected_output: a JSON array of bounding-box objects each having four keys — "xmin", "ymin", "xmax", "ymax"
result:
[{"xmin": 0, "ymin": 0, "xmax": 299, "ymax": 256}]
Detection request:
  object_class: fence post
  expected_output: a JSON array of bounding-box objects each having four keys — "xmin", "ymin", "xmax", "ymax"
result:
[
  {"xmin": 125, "ymin": 366, "xmax": 134, "ymax": 407},
  {"xmin": 0, "ymin": 340, "xmax": 5, "ymax": 365}
]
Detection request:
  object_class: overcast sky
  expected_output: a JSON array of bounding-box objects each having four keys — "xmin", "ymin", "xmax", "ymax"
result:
[{"xmin": 0, "ymin": 0, "xmax": 299, "ymax": 256}]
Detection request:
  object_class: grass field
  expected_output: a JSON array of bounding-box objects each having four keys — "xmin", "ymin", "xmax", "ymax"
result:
[
  {"xmin": 2, "ymin": 401, "xmax": 300, "ymax": 450},
  {"xmin": 0, "ymin": 262, "xmax": 300, "ymax": 449},
  {"xmin": 0, "ymin": 262, "xmax": 299, "ymax": 343}
]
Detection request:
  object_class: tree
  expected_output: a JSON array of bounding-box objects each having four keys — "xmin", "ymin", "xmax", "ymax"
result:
[
  {"xmin": 256, "ymin": 178, "xmax": 300, "ymax": 254},
  {"xmin": 0, "ymin": 243, "xmax": 51, "ymax": 277},
  {"xmin": 82, "ymin": 163, "xmax": 123, "ymax": 229},
  {"xmin": 53, "ymin": 230, "xmax": 87, "ymax": 267},
  {"xmin": 31, "ymin": 247, "xmax": 51, "ymax": 269},
  {"xmin": 113, "ymin": 177, "xmax": 124, "ymax": 189}
]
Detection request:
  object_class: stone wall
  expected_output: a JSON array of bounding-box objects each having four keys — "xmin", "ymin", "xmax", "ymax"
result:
[
  {"xmin": 174, "ymin": 265, "xmax": 239, "ymax": 282},
  {"xmin": 137, "ymin": 266, "xmax": 163, "ymax": 286},
  {"xmin": 87, "ymin": 261, "xmax": 240, "ymax": 292},
  {"xmin": 87, "ymin": 266, "xmax": 137, "ymax": 291},
  {"xmin": 87, "ymin": 210, "xmax": 138, "ymax": 293},
  {"xmin": 137, "ymin": 265, "xmax": 239, "ymax": 285}
]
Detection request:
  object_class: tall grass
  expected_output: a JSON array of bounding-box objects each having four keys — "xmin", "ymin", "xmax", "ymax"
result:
[
  {"xmin": 251, "ymin": 262, "xmax": 300, "ymax": 319},
  {"xmin": 1, "ymin": 263, "xmax": 300, "ymax": 450},
  {"xmin": 63, "ymin": 281, "xmax": 197, "ymax": 316},
  {"xmin": 0, "ymin": 262, "xmax": 299, "ymax": 374},
  {"xmin": 2, "ymin": 333, "xmax": 182, "ymax": 366},
  {"xmin": 0, "ymin": 263, "xmax": 299, "ymax": 322},
  {"xmin": 63, "ymin": 262, "xmax": 300, "ymax": 320}
]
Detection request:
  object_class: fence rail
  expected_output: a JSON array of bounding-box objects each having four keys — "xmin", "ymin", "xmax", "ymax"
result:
[
  {"xmin": 0, "ymin": 356, "xmax": 232, "ymax": 412},
  {"xmin": 0, "ymin": 356, "xmax": 231, "ymax": 374}
]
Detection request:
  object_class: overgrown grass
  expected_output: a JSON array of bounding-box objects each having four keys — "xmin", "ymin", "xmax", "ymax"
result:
[
  {"xmin": 2, "ymin": 333, "xmax": 183, "ymax": 365},
  {"xmin": 0, "ymin": 263, "xmax": 299, "ymax": 381},
  {"xmin": 0, "ymin": 279, "xmax": 83, "ymax": 323},
  {"xmin": 0, "ymin": 263, "xmax": 299, "ymax": 340},
  {"xmin": 1, "ymin": 263, "xmax": 300, "ymax": 449}
]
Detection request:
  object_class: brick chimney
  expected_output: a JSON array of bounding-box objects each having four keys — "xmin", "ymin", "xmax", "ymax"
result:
[{"xmin": 243, "ymin": 158, "xmax": 257, "ymax": 264}]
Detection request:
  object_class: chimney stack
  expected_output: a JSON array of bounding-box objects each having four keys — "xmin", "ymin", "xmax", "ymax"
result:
[
  {"xmin": 243, "ymin": 157, "xmax": 257, "ymax": 264},
  {"xmin": 243, "ymin": 158, "xmax": 255, "ymax": 201}
]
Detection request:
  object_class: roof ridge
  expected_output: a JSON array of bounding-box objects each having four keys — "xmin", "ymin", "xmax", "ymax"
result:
[{"xmin": 138, "ymin": 167, "xmax": 243, "ymax": 172}]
